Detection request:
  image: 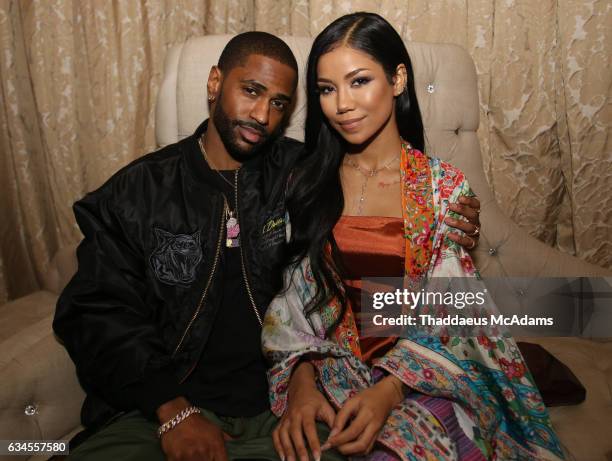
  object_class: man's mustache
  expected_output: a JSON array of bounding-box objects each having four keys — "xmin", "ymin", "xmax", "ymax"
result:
[{"xmin": 234, "ymin": 120, "xmax": 267, "ymax": 139}]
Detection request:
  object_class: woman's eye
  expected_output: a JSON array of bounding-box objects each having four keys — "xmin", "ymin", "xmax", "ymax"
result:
[
  {"xmin": 317, "ymin": 85, "xmax": 334, "ymax": 95},
  {"xmin": 352, "ymin": 77, "xmax": 371, "ymax": 87}
]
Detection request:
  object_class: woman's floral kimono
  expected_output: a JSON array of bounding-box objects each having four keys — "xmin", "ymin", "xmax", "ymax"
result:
[{"xmin": 262, "ymin": 146, "xmax": 564, "ymax": 460}]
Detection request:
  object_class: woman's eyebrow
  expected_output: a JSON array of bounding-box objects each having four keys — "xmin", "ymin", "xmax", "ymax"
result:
[
  {"xmin": 317, "ymin": 67, "xmax": 370, "ymax": 83},
  {"xmin": 345, "ymin": 67, "xmax": 370, "ymax": 79}
]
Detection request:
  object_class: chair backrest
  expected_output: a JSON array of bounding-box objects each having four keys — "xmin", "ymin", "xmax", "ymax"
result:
[
  {"xmin": 156, "ymin": 36, "xmax": 482, "ymax": 180},
  {"xmin": 155, "ymin": 34, "xmax": 610, "ymax": 280}
]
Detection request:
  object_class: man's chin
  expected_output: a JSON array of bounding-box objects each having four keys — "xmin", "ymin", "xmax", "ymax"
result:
[{"xmin": 226, "ymin": 139, "xmax": 267, "ymax": 163}]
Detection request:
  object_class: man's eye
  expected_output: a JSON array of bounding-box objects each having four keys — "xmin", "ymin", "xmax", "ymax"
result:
[
  {"xmin": 244, "ymin": 87, "xmax": 258, "ymax": 96},
  {"xmin": 317, "ymin": 85, "xmax": 334, "ymax": 95},
  {"xmin": 352, "ymin": 77, "xmax": 371, "ymax": 87},
  {"xmin": 271, "ymin": 100, "xmax": 287, "ymax": 111}
]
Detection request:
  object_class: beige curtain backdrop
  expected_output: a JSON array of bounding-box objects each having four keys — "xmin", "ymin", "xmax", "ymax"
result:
[{"xmin": 0, "ymin": 0, "xmax": 610, "ymax": 303}]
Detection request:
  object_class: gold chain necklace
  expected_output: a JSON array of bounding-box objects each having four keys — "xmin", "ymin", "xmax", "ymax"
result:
[
  {"xmin": 196, "ymin": 134, "xmax": 262, "ymax": 327},
  {"xmin": 198, "ymin": 135, "xmax": 237, "ymax": 188},
  {"xmin": 345, "ymin": 153, "xmax": 400, "ymax": 215},
  {"xmin": 197, "ymin": 135, "xmax": 241, "ymax": 248}
]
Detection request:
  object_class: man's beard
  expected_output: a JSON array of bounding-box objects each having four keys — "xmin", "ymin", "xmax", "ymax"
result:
[{"xmin": 212, "ymin": 98, "xmax": 278, "ymax": 163}]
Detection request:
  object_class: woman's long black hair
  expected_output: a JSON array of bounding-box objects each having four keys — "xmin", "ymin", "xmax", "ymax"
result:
[{"xmin": 285, "ymin": 12, "xmax": 425, "ymax": 332}]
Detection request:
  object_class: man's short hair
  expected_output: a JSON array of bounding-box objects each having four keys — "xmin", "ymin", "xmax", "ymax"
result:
[{"xmin": 218, "ymin": 31, "xmax": 298, "ymax": 77}]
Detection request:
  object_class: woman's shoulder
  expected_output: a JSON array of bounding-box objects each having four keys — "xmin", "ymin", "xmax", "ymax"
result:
[
  {"xmin": 408, "ymin": 148, "xmax": 467, "ymax": 182},
  {"xmin": 435, "ymin": 157, "xmax": 466, "ymax": 181},
  {"xmin": 413, "ymin": 149, "xmax": 470, "ymax": 198}
]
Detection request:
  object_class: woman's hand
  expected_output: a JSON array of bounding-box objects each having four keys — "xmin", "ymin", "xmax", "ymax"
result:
[
  {"xmin": 321, "ymin": 375, "xmax": 404, "ymax": 456},
  {"xmin": 273, "ymin": 361, "xmax": 337, "ymax": 461}
]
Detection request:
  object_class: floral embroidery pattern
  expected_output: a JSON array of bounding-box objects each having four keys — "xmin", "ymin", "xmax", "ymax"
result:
[
  {"xmin": 263, "ymin": 151, "xmax": 564, "ymax": 461},
  {"xmin": 401, "ymin": 142, "xmax": 435, "ymax": 279}
]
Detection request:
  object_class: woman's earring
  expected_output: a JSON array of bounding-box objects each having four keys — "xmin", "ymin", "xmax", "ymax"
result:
[{"xmin": 208, "ymin": 95, "xmax": 216, "ymax": 103}]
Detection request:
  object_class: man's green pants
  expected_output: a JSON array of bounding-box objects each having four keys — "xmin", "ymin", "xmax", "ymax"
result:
[{"xmin": 68, "ymin": 409, "xmax": 345, "ymax": 460}]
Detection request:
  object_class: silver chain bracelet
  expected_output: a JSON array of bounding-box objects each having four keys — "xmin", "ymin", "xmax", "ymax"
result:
[{"xmin": 157, "ymin": 406, "xmax": 202, "ymax": 438}]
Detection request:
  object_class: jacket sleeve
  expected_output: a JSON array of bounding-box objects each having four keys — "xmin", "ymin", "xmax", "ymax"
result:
[{"xmin": 53, "ymin": 177, "xmax": 181, "ymax": 419}]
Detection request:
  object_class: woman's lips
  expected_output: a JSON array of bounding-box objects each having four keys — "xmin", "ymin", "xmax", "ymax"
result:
[
  {"xmin": 237, "ymin": 125, "xmax": 263, "ymax": 143},
  {"xmin": 337, "ymin": 116, "xmax": 366, "ymax": 132}
]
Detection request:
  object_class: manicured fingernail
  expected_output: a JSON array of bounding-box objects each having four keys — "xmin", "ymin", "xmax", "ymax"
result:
[
  {"xmin": 321, "ymin": 442, "xmax": 331, "ymax": 451},
  {"xmin": 314, "ymin": 453, "xmax": 321, "ymax": 461},
  {"xmin": 280, "ymin": 455, "xmax": 285, "ymax": 461}
]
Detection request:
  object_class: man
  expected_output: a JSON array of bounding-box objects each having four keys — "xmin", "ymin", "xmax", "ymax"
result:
[{"xmin": 54, "ymin": 32, "xmax": 481, "ymax": 461}]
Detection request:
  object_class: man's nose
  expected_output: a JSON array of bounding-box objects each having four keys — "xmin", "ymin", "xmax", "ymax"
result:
[
  {"xmin": 249, "ymin": 98, "xmax": 270, "ymax": 126},
  {"xmin": 336, "ymin": 87, "xmax": 354, "ymax": 114}
]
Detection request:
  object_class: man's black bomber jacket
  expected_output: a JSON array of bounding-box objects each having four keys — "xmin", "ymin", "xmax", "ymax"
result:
[{"xmin": 53, "ymin": 120, "xmax": 303, "ymax": 429}]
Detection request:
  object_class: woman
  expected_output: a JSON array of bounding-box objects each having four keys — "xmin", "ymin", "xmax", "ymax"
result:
[{"xmin": 263, "ymin": 12, "xmax": 563, "ymax": 461}]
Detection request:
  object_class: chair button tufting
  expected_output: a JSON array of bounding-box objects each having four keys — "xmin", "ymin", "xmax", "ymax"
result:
[
  {"xmin": 488, "ymin": 248, "xmax": 497, "ymax": 256},
  {"xmin": 427, "ymin": 83, "xmax": 435, "ymax": 93},
  {"xmin": 24, "ymin": 404, "xmax": 38, "ymax": 416}
]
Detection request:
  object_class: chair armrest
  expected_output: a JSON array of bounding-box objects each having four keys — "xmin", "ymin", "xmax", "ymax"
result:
[
  {"xmin": 41, "ymin": 244, "xmax": 78, "ymax": 295},
  {"xmin": 0, "ymin": 292, "xmax": 84, "ymax": 450}
]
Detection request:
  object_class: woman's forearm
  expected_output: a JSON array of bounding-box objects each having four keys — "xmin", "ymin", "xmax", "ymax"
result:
[
  {"xmin": 288, "ymin": 360, "xmax": 317, "ymax": 397},
  {"xmin": 377, "ymin": 375, "xmax": 405, "ymax": 407}
]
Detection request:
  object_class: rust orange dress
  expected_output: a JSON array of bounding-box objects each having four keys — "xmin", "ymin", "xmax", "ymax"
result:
[{"xmin": 333, "ymin": 215, "xmax": 405, "ymax": 365}]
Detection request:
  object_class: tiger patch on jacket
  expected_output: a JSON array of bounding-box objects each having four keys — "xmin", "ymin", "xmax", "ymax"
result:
[{"xmin": 150, "ymin": 228, "xmax": 203, "ymax": 285}]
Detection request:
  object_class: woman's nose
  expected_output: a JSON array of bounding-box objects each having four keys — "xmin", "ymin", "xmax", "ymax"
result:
[{"xmin": 336, "ymin": 87, "xmax": 354, "ymax": 114}]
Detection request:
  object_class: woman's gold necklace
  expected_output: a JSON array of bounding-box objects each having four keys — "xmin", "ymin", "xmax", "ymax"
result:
[{"xmin": 345, "ymin": 153, "xmax": 400, "ymax": 215}]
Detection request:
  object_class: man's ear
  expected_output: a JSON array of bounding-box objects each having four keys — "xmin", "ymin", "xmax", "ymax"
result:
[
  {"xmin": 207, "ymin": 66, "xmax": 222, "ymax": 103},
  {"xmin": 392, "ymin": 64, "xmax": 408, "ymax": 97}
]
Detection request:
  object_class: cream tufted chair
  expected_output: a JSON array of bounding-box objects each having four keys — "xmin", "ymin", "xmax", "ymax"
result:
[
  {"xmin": 155, "ymin": 35, "xmax": 612, "ymax": 461},
  {"xmin": 156, "ymin": 35, "xmax": 610, "ymax": 281},
  {"xmin": 0, "ymin": 35, "xmax": 610, "ymax": 461}
]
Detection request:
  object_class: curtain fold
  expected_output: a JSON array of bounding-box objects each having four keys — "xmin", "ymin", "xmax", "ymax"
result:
[{"xmin": 0, "ymin": 0, "xmax": 610, "ymax": 303}]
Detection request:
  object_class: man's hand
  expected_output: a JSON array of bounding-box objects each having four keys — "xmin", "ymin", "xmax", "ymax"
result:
[
  {"xmin": 445, "ymin": 195, "xmax": 481, "ymax": 250},
  {"xmin": 321, "ymin": 376, "xmax": 403, "ymax": 456},
  {"xmin": 157, "ymin": 397, "xmax": 228, "ymax": 461},
  {"xmin": 273, "ymin": 362, "xmax": 336, "ymax": 461}
]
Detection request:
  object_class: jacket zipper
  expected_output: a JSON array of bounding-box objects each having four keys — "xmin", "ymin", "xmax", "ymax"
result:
[
  {"xmin": 172, "ymin": 197, "xmax": 226, "ymax": 358},
  {"xmin": 235, "ymin": 170, "xmax": 263, "ymax": 327}
]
